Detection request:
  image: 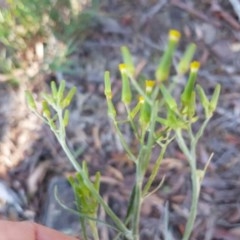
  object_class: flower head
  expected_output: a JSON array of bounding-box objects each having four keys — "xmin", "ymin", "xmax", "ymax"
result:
[
  {"xmin": 119, "ymin": 63, "xmax": 128, "ymax": 73},
  {"xmin": 169, "ymin": 29, "xmax": 181, "ymax": 43},
  {"xmin": 145, "ymin": 80, "xmax": 155, "ymax": 93},
  {"xmin": 190, "ymin": 61, "xmax": 200, "ymax": 73}
]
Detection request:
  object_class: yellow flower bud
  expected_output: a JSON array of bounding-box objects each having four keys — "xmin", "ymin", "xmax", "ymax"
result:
[
  {"xmin": 169, "ymin": 29, "xmax": 181, "ymax": 43},
  {"xmin": 120, "ymin": 64, "xmax": 132, "ymax": 104},
  {"xmin": 145, "ymin": 80, "xmax": 155, "ymax": 94},
  {"xmin": 155, "ymin": 29, "xmax": 181, "ymax": 81},
  {"xmin": 190, "ymin": 61, "xmax": 200, "ymax": 73},
  {"xmin": 119, "ymin": 63, "xmax": 128, "ymax": 73},
  {"xmin": 181, "ymin": 61, "xmax": 201, "ymax": 106},
  {"xmin": 138, "ymin": 96, "xmax": 144, "ymax": 104}
]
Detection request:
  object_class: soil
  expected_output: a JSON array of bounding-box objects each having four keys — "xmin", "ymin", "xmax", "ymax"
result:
[{"xmin": 1, "ymin": 1, "xmax": 240, "ymax": 239}]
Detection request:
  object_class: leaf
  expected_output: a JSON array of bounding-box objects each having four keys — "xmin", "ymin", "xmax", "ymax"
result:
[{"xmin": 25, "ymin": 91, "xmax": 36, "ymax": 110}]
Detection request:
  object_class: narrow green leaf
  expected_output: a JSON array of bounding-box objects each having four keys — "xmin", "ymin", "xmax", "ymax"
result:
[
  {"xmin": 209, "ymin": 84, "xmax": 221, "ymax": 113},
  {"xmin": 130, "ymin": 101, "xmax": 141, "ymax": 119},
  {"xmin": 42, "ymin": 93, "xmax": 55, "ymax": 106},
  {"xmin": 124, "ymin": 184, "xmax": 136, "ymax": 227},
  {"xmin": 63, "ymin": 109, "xmax": 70, "ymax": 126},
  {"xmin": 61, "ymin": 87, "xmax": 77, "ymax": 108},
  {"xmin": 42, "ymin": 100, "xmax": 51, "ymax": 119},
  {"xmin": 94, "ymin": 172, "xmax": 101, "ymax": 192},
  {"xmin": 120, "ymin": 64, "xmax": 132, "ymax": 104},
  {"xmin": 160, "ymin": 84, "xmax": 178, "ymax": 111},
  {"xmin": 25, "ymin": 91, "xmax": 37, "ymax": 110},
  {"xmin": 57, "ymin": 80, "xmax": 66, "ymax": 102},
  {"xmin": 196, "ymin": 85, "xmax": 209, "ymax": 107},
  {"xmin": 196, "ymin": 84, "xmax": 210, "ymax": 117},
  {"xmin": 51, "ymin": 81, "xmax": 58, "ymax": 99},
  {"xmin": 104, "ymin": 71, "xmax": 112, "ymax": 99}
]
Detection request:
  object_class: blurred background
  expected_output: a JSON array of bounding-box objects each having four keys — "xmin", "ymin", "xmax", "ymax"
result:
[{"xmin": 1, "ymin": 0, "xmax": 240, "ymax": 239}]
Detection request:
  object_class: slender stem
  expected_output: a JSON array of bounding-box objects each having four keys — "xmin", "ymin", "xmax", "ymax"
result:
[
  {"xmin": 89, "ymin": 218, "xmax": 100, "ymax": 240},
  {"xmin": 59, "ymin": 138, "xmax": 82, "ymax": 171},
  {"xmin": 59, "ymin": 138, "xmax": 132, "ymax": 237},
  {"xmin": 132, "ymin": 168, "xmax": 142, "ymax": 240},
  {"xmin": 131, "ymin": 108, "xmax": 157, "ymax": 239},
  {"xmin": 180, "ymin": 119, "xmax": 211, "ymax": 240},
  {"xmin": 176, "ymin": 130, "xmax": 192, "ymax": 161},
  {"xmin": 80, "ymin": 219, "xmax": 88, "ymax": 240},
  {"xmin": 195, "ymin": 118, "xmax": 210, "ymax": 143},
  {"xmin": 54, "ymin": 109, "xmax": 132, "ymax": 239},
  {"xmin": 176, "ymin": 129, "xmax": 199, "ymax": 240},
  {"xmin": 128, "ymin": 75, "xmax": 152, "ymax": 105},
  {"xmin": 125, "ymin": 104, "xmax": 140, "ymax": 140},
  {"xmin": 183, "ymin": 160, "xmax": 199, "ymax": 240},
  {"xmin": 143, "ymin": 142, "xmax": 168, "ymax": 195}
]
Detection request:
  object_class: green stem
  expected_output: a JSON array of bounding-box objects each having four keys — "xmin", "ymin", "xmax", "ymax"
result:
[
  {"xmin": 54, "ymin": 110, "xmax": 132, "ymax": 239},
  {"xmin": 183, "ymin": 161, "xmax": 198, "ymax": 240},
  {"xmin": 132, "ymin": 172, "xmax": 142, "ymax": 240},
  {"xmin": 176, "ymin": 129, "xmax": 198, "ymax": 240},
  {"xmin": 125, "ymin": 104, "xmax": 140, "ymax": 140},
  {"xmin": 128, "ymin": 75, "xmax": 152, "ymax": 105},
  {"xmin": 180, "ymin": 119, "xmax": 211, "ymax": 240},
  {"xmin": 131, "ymin": 115, "xmax": 157, "ymax": 239},
  {"xmin": 80, "ymin": 219, "xmax": 88, "ymax": 240},
  {"xmin": 59, "ymin": 138, "xmax": 131, "ymax": 237},
  {"xmin": 131, "ymin": 102, "xmax": 160, "ymax": 239},
  {"xmin": 195, "ymin": 118, "xmax": 210, "ymax": 143},
  {"xmin": 89, "ymin": 218, "xmax": 100, "ymax": 240},
  {"xmin": 113, "ymin": 120, "xmax": 137, "ymax": 162},
  {"xmin": 143, "ymin": 142, "xmax": 168, "ymax": 195},
  {"xmin": 59, "ymin": 138, "xmax": 82, "ymax": 171}
]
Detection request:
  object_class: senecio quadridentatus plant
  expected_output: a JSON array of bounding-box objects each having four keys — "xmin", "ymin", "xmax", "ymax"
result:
[{"xmin": 26, "ymin": 29, "xmax": 220, "ymax": 240}]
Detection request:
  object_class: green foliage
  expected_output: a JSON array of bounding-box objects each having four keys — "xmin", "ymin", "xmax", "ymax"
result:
[
  {"xmin": 27, "ymin": 30, "xmax": 221, "ymax": 240},
  {"xmin": 0, "ymin": 0, "xmax": 99, "ymax": 77},
  {"xmin": 104, "ymin": 30, "xmax": 221, "ymax": 240},
  {"xmin": 119, "ymin": 64, "xmax": 132, "ymax": 105},
  {"xmin": 26, "ymin": 80, "xmax": 130, "ymax": 240},
  {"xmin": 0, "ymin": 0, "xmax": 98, "ymax": 47},
  {"xmin": 69, "ymin": 162, "xmax": 100, "ymax": 240},
  {"xmin": 155, "ymin": 29, "xmax": 181, "ymax": 81},
  {"xmin": 26, "ymin": 80, "xmax": 77, "ymax": 134}
]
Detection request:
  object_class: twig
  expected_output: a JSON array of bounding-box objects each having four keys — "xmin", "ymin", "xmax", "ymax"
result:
[
  {"xmin": 139, "ymin": 0, "xmax": 167, "ymax": 27},
  {"xmin": 211, "ymin": 2, "xmax": 240, "ymax": 30},
  {"xmin": 170, "ymin": 0, "xmax": 221, "ymax": 28}
]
